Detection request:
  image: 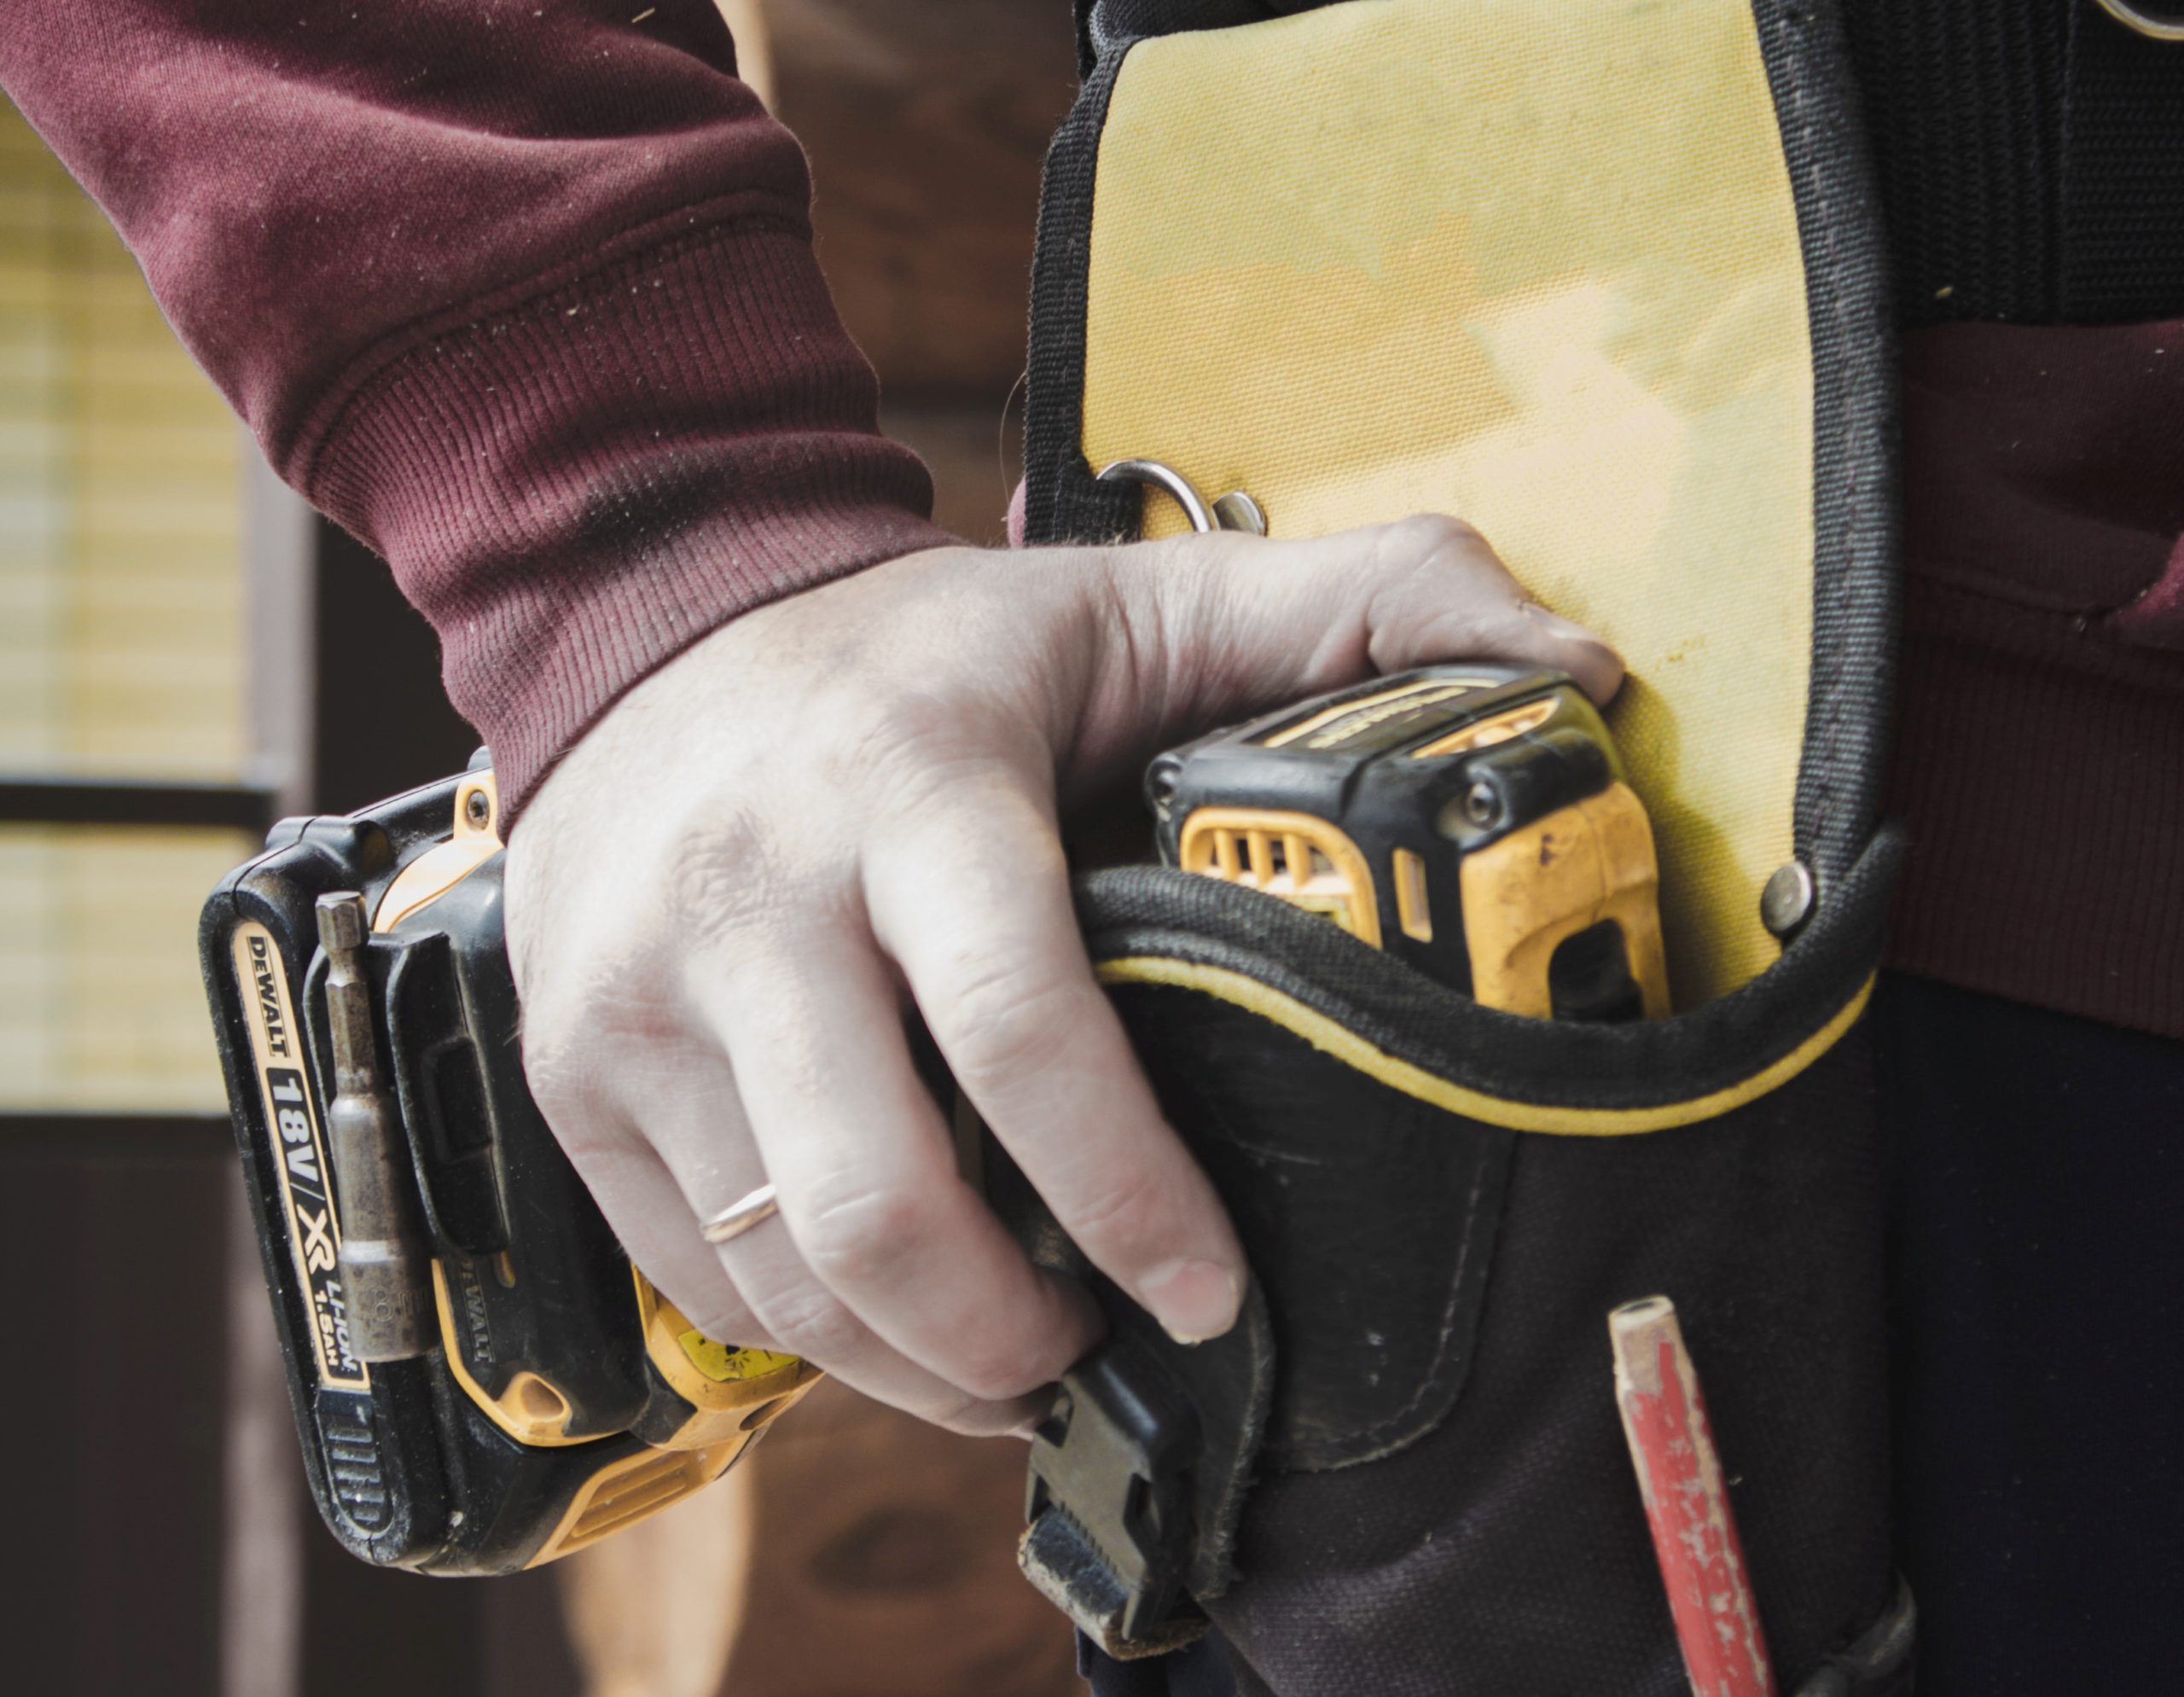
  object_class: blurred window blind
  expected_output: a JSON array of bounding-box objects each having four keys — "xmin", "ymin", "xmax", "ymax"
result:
[
  {"xmin": 1, "ymin": 98, "xmax": 253, "ymax": 1111},
  {"xmin": 0, "ymin": 97, "xmax": 245, "ymax": 780},
  {"xmin": 0, "ymin": 825, "xmax": 250, "ymax": 1111}
]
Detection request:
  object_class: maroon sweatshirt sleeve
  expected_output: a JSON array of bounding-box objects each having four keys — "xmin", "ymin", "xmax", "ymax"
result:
[{"xmin": 0, "ymin": 0, "xmax": 953, "ymax": 817}]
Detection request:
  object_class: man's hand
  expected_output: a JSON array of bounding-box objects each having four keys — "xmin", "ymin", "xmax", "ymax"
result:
[{"xmin": 504, "ymin": 519, "xmax": 1619, "ymax": 1434}]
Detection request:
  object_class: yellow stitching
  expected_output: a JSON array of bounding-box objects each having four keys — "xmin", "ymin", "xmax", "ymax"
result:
[{"xmin": 1095, "ymin": 958, "xmax": 1872, "ymax": 1136}]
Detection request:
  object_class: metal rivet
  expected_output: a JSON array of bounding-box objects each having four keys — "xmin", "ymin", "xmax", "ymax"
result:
[
  {"xmin": 1212, "ymin": 490, "xmax": 1268, "ymax": 536},
  {"xmin": 1462, "ymin": 782, "xmax": 1499, "ymax": 828},
  {"xmin": 465, "ymin": 787, "xmax": 492, "ymax": 829},
  {"xmin": 1760, "ymin": 861, "xmax": 1816, "ymax": 938}
]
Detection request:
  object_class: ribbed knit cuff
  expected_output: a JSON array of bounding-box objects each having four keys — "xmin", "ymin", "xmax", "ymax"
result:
[
  {"xmin": 305, "ymin": 215, "xmax": 955, "ymax": 820},
  {"xmin": 1885, "ymin": 575, "xmax": 2184, "ymax": 1040}
]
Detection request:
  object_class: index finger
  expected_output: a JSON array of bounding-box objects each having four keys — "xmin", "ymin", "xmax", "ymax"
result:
[{"xmin": 864, "ymin": 774, "xmax": 1247, "ymax": 1347}]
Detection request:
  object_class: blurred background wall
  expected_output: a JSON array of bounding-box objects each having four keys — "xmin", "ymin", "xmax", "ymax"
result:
[{"xmin": 0, "ymin": 4, "xmax": 1083, "ymax": 1693}]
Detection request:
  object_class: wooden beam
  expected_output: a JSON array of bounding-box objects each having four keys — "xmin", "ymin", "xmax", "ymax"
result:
[{"xmin": 769, "ymin": 1, "xmax": 1079, "ymax": 397}]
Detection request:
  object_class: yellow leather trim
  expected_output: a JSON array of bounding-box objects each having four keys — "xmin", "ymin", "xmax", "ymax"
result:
[
  {"xmin": 1083, "ymin": 0, "xmax": 1814, "ymax": 1004},
  {"xmin": 1094, "ymin": 957, "xmax": 1873, "ymax": 1136}
]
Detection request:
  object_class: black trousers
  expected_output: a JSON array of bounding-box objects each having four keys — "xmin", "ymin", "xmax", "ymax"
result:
[{"xmin": 1086, "ymin": 974, "xmax": 2184, "ymax": 1694}]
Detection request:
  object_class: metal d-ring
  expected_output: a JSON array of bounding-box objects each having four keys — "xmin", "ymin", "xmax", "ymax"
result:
[
  {"xmin": 2094, "ymin": 0, "xmax": 2184, "ymax": 40},
  {"xmin": 1097, "ymin": 459, "xmax": 1268, "ymax": 536}
]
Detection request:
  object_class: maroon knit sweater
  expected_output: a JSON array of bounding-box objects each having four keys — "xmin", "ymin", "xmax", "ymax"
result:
[
  {"xmin": 5, "ymin": 3, "xmax": 2181, "ymax": 1036},
  {"xmin": 0, "ymin": 1, "xmax": 952, "ymax": 819},
  {"xmin": 1886, "ymin": 322, "xmax": 2184, "ymax": 1038}
]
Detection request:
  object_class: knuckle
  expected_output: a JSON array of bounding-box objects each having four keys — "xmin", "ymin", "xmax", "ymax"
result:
[
  {"xmin": 1057, "ymin": 1159, "xmax": 1173, "ymax": 1256},
  {"xmin": 792, "ymin": 1180, "xmax": 938, "ymax": 1291},
  {"xmin": 851, "ymin": 705, "xmax": 1051, "ymax": 834},
  {"xmin": 938, "ymin": 963, "xmax": 1082, "ymax": 1088},
  {"xmin": 1387, "ymin": 511, "xmax": 1486, "ymax": 561},
  {"xmin": 740, "ymin": 1280, "xmax": 866, "ymax": 1367},
  {"xmin": 808, "ymin": 706, "xmax": 1031, "ymax": 851},
  {"xmin": 1371, "ymin": 516, "xmax": 1497, "ymax": 601},
  {"xmin": 528, "ymin": 1090, "xmax": 622, "ymax": 1170},
  {"xmin": 1078, "ymin": 548, "xmax": 1177, "ymax": 725},
  {"xmin": 837, "ymin": 709, "xmax": 979, "ymax": 820},
  {"xmin": 1114, "ymin": 531, "xmax": 1251, "ymax": 643},
  {"xmin": 948, "ymin": 1290, "xmax": 1083, "ymax": 1401},
  {"xmin": 952, "ymin": 1346, "xmax": 1060, "ymax": 1406},
  {"xmin": 520, "ymin": 957, "xmax": 680, "ymax": 1119},
  {"xmin": 1362, "ymin": 517, "xmax": 1520, "ymax": 671},
  {"xmin": 926, "ymin": 1393, "xmax": 1007, "ymax": 1436},
  {"xmin": 665, "ymin": 803, "xmax": 785, "ymax": 951},
  {"xmin": 518, "ymin": 1041, "xmax": 616, "ymax": 1154}
]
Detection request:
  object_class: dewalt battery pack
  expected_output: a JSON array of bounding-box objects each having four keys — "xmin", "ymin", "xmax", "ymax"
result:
[{"xmin": 200, "ymin": 758, "xmax": 817, "ymax": 1574}]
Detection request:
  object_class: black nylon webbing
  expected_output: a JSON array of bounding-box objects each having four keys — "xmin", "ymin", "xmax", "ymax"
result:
[
  {"xmin": 2065, "ymin": 5, "xmax": 2184, "ymax": 320},
  {"xmin": 1837, "ymin": 0, "xmax": 2184, "ymax": 325},
  {"xmin": 1838, "ymin": 0, "xmax": 2071, "ymax": 323}
]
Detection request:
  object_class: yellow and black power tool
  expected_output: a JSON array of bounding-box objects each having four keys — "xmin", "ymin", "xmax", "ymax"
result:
[
  {"xmin": 202, "ymin": 662, "xmax": 1663, "ymax": 1580},
  {"xmin": 1148, "ymin": 662, "xmax": 1668, "ymax": 1020},
  {"xmin": 201, "ymin": 762, "xmax": 821, "ymax": 1575}
]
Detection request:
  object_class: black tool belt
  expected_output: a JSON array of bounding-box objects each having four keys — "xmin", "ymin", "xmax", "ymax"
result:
[{"xmin": 1010, "ymin": 3, "xmax": 1913, "ymax": 1690}]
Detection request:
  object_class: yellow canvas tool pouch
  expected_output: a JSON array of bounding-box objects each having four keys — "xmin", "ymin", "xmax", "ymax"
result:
[{"xmin": 1008, "ymin": 2, "xmax": 1914, "ymax": 1692}]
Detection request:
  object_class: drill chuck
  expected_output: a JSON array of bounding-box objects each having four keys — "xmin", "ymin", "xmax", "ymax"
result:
[{"xmin": 316, "ymin": 892, "xmax": 435, "ymax": 1361}]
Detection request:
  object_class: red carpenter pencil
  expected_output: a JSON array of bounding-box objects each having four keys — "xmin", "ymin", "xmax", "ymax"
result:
[{"xmin": 1608, "ymin": 1295, "xmax": 1776, "ymax": 1697}]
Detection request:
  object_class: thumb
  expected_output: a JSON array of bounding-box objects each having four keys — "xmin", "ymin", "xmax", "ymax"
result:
[{"xmin": 1092, "ymin": 514, "xmax": 1623, "ymax": 753}]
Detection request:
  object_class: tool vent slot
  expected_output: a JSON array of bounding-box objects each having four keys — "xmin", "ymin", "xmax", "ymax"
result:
[
  {"xmin": 1176, "ymin": 809, "xmax": 1382, "ymax": 945},
  {"xmin": 552, "ymin": 1445, "xmax": 728, "ymax": 1559},
  {"xmin": 316, "ymin": 1399, "xmax": 391, "ymax": 1533}
]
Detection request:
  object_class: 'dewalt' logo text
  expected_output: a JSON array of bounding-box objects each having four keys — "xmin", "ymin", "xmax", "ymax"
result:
[{"xmin": 240, "ymin": 927, "xmax": 368, "ymax": 1390}]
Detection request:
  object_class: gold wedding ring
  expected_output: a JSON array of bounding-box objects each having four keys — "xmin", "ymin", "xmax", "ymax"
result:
[{"xmin": 700, "ymin": 1183, "xmax": 780, "ymax": 1245}]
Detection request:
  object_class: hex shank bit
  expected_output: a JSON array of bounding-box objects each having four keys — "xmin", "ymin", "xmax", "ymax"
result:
[{"xmin": 316, "ymin": 892, "xmax": 434, "ymax": 1361}]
